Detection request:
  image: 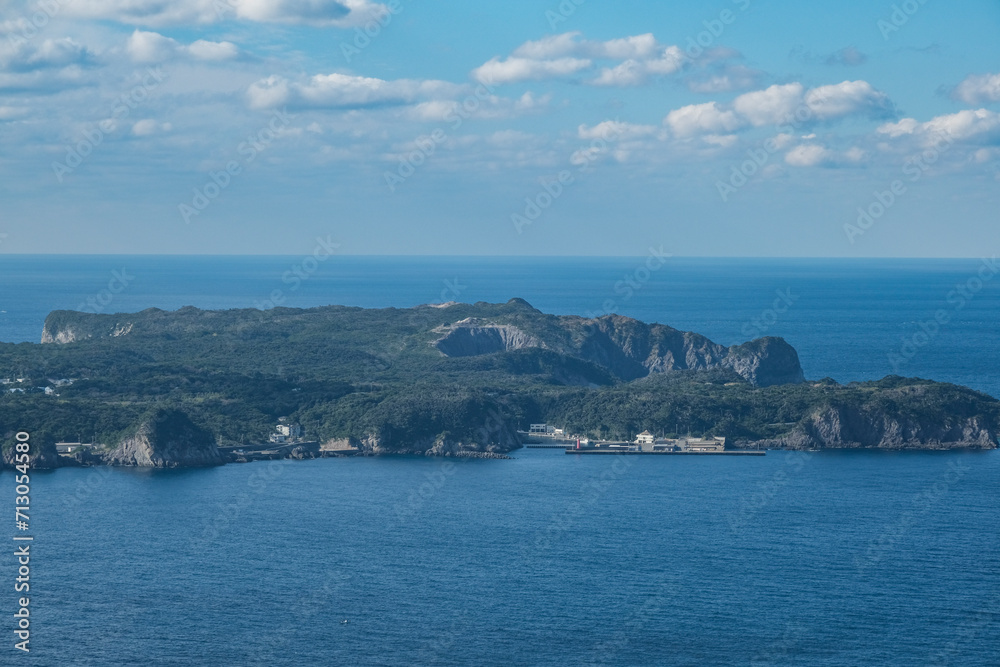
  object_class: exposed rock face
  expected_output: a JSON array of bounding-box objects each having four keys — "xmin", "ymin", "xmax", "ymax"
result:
[
  {"xmin": 104, "ymin": 409, "xmax": 224, "ymax": 467},
  {"xmin": 1, "ymin": 439, "xmax": 63, "ymax": 470},
  {"xmin": 435, "ymin": 313, "xmax": 804, "ymax": 387},
  {"xmin": 41, "ymin": 324, "xmax": 81, "ymax": 344},
  {"xmin": 753, "ymin": 404, "xmax": 999, "ymax": 450},
  {"xmin": 723, "ymin": 338, "xmax": 806, "ymax": 387},
  {"xmin": 435, "ymin": 322, "xmax": 539, "ymax": 357}
]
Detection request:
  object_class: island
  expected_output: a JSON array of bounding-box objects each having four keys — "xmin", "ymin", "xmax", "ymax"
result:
[{"xmin": 1, "ymin": 298, "xmax": 997, "ymax": 468}]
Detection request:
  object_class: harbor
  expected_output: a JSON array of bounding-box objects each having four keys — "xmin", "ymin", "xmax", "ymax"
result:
[{"xmin": 519, "ymin": 425, "xmax": 766, "ymax": 456}]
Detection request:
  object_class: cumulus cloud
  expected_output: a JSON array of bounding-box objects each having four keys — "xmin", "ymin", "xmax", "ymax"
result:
[
  {"xmin": 248, "ymin": 72, "xmax": 467, "ymax": 109},
  {"xmin": 473, "ymin": 32, "xmax": 687, "ymax": 86},
  {"xmin": 132, "ymin": 119, "xmax": 172, "ymax": 136},
  {"xmin": 878, "ymin": 109, "xmax": 1000, "ymax": 145},
  {"xmin": 952, "ymin": 73, "xmax": 1000, "ymax": 106},
  {"xmin": 0, "ymin": 38, "xmax": 96, "ymax": 92},
  {"xmin": 577, "ymin": 120, "xmax": 657, "ymax": 141},
  {"xmin": 66, "ymin": 0, "xmax": 388, "ymax": 27},
  {"xmin": 732, "ymin": 83, "xmax": 804, "ymax": 126},
  {"xmin": 664, "ymin": 80, "xmax": 894, "ymax": 138},
  {"xmin": 805, "ymin": 80, "xmax": 893, "ymax": 120},
  {"xmin": 406, "ymin": 91, "xmax": 551, "ymax": 122},
  {"xmin": 0, "ymin": 38, "xmax": 95, "ymax": 72},
  {"xmin": 472, "ymin": 56, "xmax": 591, "ymax": 85},
  {"xmin": 665, "ymin": 102, "xmax": 743, "ymax": 137},
  {"xmin": 127, "ymin": 30, "xmax": 239, "ymax": 63}
]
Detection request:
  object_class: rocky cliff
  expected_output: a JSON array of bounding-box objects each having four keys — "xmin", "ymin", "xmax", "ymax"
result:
[
  {"xmin": 1, "ymin": 437, "xmax": 63, "ymax": 470},
  {"xmin": 747, "ymin": 384, "xmax": 1000, "ymax": 450},
  {"xmin": 104, "ymin": 409, "xmax": 225, "ymax": 467},
  {"xmin": 434, "ymin": 311, "xmax": 804, "ymax": 387}
]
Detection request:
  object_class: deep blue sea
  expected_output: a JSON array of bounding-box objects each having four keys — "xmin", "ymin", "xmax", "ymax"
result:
[{"xmin": 1, "ymin": 256, "xmax": 999, "ymax": 665}]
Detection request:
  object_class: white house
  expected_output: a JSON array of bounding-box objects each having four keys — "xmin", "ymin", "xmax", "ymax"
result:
[{"xmin": 270, "ymin": 422, "xmax": 302, "ymax": 443}]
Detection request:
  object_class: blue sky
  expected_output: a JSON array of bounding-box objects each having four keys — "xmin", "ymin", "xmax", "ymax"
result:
[{"xmin": 0, "ymin": 0, "xmax": 998, "ymax": 256}]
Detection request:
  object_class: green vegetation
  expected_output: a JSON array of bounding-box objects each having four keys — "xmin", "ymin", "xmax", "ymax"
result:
[{"xmin": 1, "ymin": 302, "xmax": 997, "ymax": 452}]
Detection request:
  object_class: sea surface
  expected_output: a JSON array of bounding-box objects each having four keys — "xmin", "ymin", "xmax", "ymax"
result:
[{"xmin": 1, "ymin": 256, "xmax": 999, "ymax": 665}]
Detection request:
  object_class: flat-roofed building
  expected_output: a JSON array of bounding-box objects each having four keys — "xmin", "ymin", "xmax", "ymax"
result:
[{"xmin": 635, "ymin": 430, "xmax": 655, "ymax": 445}]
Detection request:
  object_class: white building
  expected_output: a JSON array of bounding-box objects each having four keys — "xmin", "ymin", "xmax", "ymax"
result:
[
  {"xmin": 635, "ymin": 430, "xmax": 655, "ymax": 445},
  {"xmin": 270, "ymin": 422, "xmax": 302, "ymax": 443},
  {"xmin": 55, "ymin": 443, "xmax": 92, "ymax": 454}
]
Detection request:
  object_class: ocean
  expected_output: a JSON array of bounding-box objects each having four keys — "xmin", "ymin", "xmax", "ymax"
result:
[{"xmin": 1, "ymin": 256, "xmax": 998, "ymax": 665}]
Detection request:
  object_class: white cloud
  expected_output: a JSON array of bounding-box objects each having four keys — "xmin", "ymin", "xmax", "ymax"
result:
[
  {"xmin": 642, "ymin": 46, "xmax": 685, "ymax": 75},
  {"xmin": 126, "ymin": 30, "xmax": 176, "ymax": 62},
  {"xmin": 665, "ymin": 102, "xmax": 744, "ymax": 137},
  {"xmin": 0, "ymin": 38, "xmax": 95, "ymax": 92},
  {"xmin": 132, "ymin": 119, "xmax": 172, "ymax": 136},
  {"xmin": 474, "ymin": 32, "xmax": 687, "ymax": 86},
  {"xmin": 0, "ymin": 38, "xmax": 94, "ymax": 72},
  {"xmin": 702, "ymin": 134, "xmax": 738, "ymax": 148},
  {"xmin": 805, "ymin": 80, "xmax": 892, "ymax": 120},
  {"xmin": 587, "ymin": 34, "xmax": 660, "ymax": 60},
  {"xmin": 732, "ymin": 83, "xmax": 804, "ymax": 126},
  {"xmin": 66, "ymin": 0, "xmax": 388, "ymax": 27},
  {"xmin": 577, "ymin": 120, "xmax": 657, "ymax": 141},
  {"xmin": 188, "ymin": 40, "xmax": 240, "ymax": 61},
  {"xmin": 472, "ymin": 56, "xmax": 591, "ymax": 85},
  {"xmin": 250, "ymin": 72, "xmax": 465, "ymax": 109},
  {"xmin": 510, "ymin": 32, "xmax": 582, "ymax": 59},
  {"xmin": 405, "ymin": 91, "xmax": 550, "ymax": 122},
  {"xmin": 590, "ymin": 60, "xmax": 645, "ymax": 87},
  {"xmin": 879, "ymin": 109, "xmax": 1000, "ymax": 145},
  {"xmin": 784, "ymin": 144, "xmax": 835, "ymax": 167},
  {"xmin": 127, "ymin": 30, "xmax": 239, "ymax": 63},
  {"xmin": 952, "ymin": 73, "xmax": 1000, "ymax": 106},
  {"xmin": 663, "ymin": 80, "xmax": 893, "ymax": 138}
]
